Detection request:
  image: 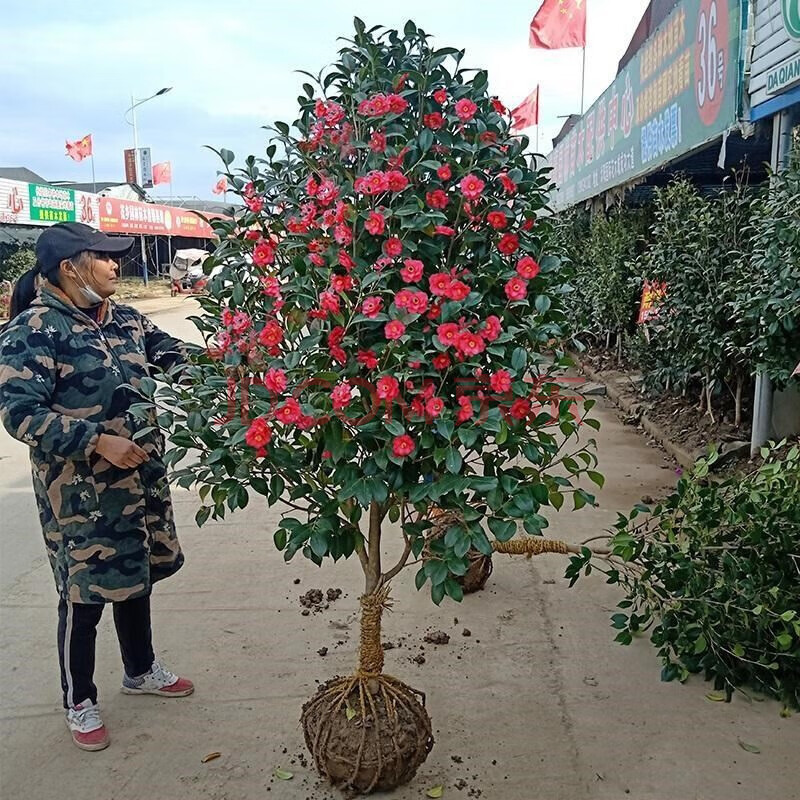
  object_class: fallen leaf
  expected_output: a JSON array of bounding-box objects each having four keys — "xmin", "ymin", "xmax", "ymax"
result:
[
  {"xmin": 345, "ymin": 703, "xmax": 357, "ymax": 721},
  {"xmin": 426, "ymin": 786, "xmax": 444, "ymax": 799},
  {"xmin": 201, "ymin": 752, "xmax": 221, "ymax": 763},
  {"xmin": 274, "ymin": 767, "xmax": 294, "ymax": 780},
  {"xmin": 737, "ymin": 739, "xmax": 761, "ymax": 754},
  {"xmin": 705, "ymin": 692, "xmax": 726, "ymax": 702},
  {"xmin": 780, "ymin": 706, "xmax": 793, "ymax": 719}
]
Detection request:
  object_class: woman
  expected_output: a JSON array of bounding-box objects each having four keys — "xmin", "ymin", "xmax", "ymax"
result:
[{"xmin": 0, "ymin": 222, "xmax": 194, "ymax": 751}]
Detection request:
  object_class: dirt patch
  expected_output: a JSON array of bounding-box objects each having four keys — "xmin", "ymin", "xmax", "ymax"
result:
[
  {"xmin": 423, "ymin": 630, "xmax": 450, "ymax": 645},
  {"xmin": 299, "ymin": 587, "xmax": 344, "ymax": 615},
  {"xmin": 115, "ymin": 277, "xmax": 173, "ymax": 301}
]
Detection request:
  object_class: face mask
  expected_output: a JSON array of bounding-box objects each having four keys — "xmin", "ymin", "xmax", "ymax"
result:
[{"xmin": 69, "ymin": 263, "xmax": 104, "ymax": 305}]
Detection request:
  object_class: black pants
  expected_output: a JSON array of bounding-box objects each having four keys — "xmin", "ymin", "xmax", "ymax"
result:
[{"xmin": 57, "ymin": 594, "xmax": 155, "ymax": 709}]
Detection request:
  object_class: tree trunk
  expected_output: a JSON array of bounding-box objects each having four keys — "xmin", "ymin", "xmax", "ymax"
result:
[
  {"xmin": 357, "ymin": 586, "xmax": 389, "ymax": 676},
  {"xmin": 617, "ymin": 331, "xmax": 623, "ymax": 364},
  {"xmin": 605, "ymin": 330, "xmax": 611, "ymax": 350},
  {"xmin": 705, "ymin": 373, "xmax": 716, "ymax": 424},
  {"xmin": 365, "ymin": 502, "xmax": 382, "ymax": 594},
  {"xmin": 735, "ymin": 374, "xmax": 743, "ymax": 429}
]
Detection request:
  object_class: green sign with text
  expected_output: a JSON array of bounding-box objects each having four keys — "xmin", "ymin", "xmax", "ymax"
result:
[
  {"xmin": 28, "ymin": 183, "xmax": 76, "ymax": 223},
  {"xmin": 550, "ymin": 0, "xmax": 741, "ymax": 209}
]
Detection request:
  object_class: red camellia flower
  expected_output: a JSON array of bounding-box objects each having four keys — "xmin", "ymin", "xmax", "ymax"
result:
[
  {"xmin": 385, "ymin": 320, "xmax": 406, "ymax": 340},
  {"xmin": 516, "ymin": 256, "xmax": 541, "ymax": 279},
  {"xmin": 407, "ymin": 291, "xmax": 429, "ymax": 314},
  {"xmin": 333, "ymin": 224, "xmax": 353, "ymax": 246},
  {"xmin": 258, "ymin": 320, "xmax": 283, "ymax": 347},
  {"xmin": 490, "ymin": 370, "xmax": 512, "ymax": 394},
  {"xmin": 331, "ymin": 273, "xmax": 353, "ymax": 293},
  {"xmin": 330, "ymin": 346, "xmax": 347, "ymax": 364},
  {"xmin": 424, "ymin": 112, "xmax": 445, "ymax": 130},
  {"xmin": 264, "ymin": 367, "xmax": 287, "ymax": 394},
  {"xmin": 244, "ymin": 230, "xmax": 261, "ymax": 241},
  {"xmin": 427, "ymin": 301, "xmax": 443, "ymax": 319},
  {"xmin": 253, "ymin": 241, "xmax": 276, "ymax": 267},
  {"xmin": 457, "ymin": 330, "xmax": 486, "ymax": 356},
  {"xmin": 331, "ymin": 382, "xmax": 352, "ymax": 410},
  {"xmin": 364, "ymin": 211, "xmax": 386, "ymax": 235},
  {"xmin": 437, "ymin": 164, "xmax": 452, "ymax": 180},
  {"xmin": 498, "ymin": 233, "xmax": 520, "ymax": 255},
  {"xmin": 309, "ymin": 253, "xmax": 326, "ymax": 268},
  {"xmin": 456, "ymin": 396, "xmax": 474, "ymax": 423},
  {"xmin": 362, "ymin": 296, "xmax": 383, "ymax": 318},
  {"xmin": 320, "ymin": 291, "xmax": 341, "ymax": 314},
  {"xmin": 432, "ymin": 353, "xmax": 451, "ymax": 370},
  {"xmin": 369, "ymin": 130, "xmax": 387, "ymax": 152},
  {"xmin": 480, "ymin": 131, "xmax": 498, "ymax": 145},
  {"xmin": 498, "ymin": 173, "xmax": 517, "ymax": 195},
  {"xmin": 376, "ymin": 375, "xmax": 400, "ymax": 401},
  {"xmin": 275, "ymin": 398, "xmax": 302, "ymax": 425},
  {"xmin": 425, "ymin": 397, "xmax": 445, "ymax": 418},
  {"xmin": 245, "ymin": 195, "xmax": 264, "ymax": 214},
  {"xmin": 328, "ymin": 326, "xmax": 345, "ymax": 347},
  {"xmin": 482, "ymin": 315, "xmax": 502, "ymax": 341},
  {"xmin": 455, "ymin": 98, "xmax": 478, "ymax": 122},
  {"xmin": 357, "ymin": 349, "xmax": 379, "ymax": 369},
  {"xmin": 400, "ymin": 258, "xmax": 424, "ymax": 283},
  {"xmin": 316, "ymin": 179, "xmax": 339, "ymax": 206},
  {"xmin": 261, "ymin": 275, "xmax": 281, "ymax": 298},
  {"xmin": 510, "ymin": 398, "xmax": 532, "ymax": 421},
  {"xmin": 306, "ymin": 176, "xmax": 319, "ymax": 196},
  {"xmin": 356, "ymin": 170, "xmax": 390, "ymax": 195},
  {"xmin": 490, "ymin": 96, "xmax": 508, "ymax": 114},
  {"xmin": 231, "ymin": 311, "xmax": 252, "ymax": 335},
  {"xmin": 436, "ymin": 322, "xmax": 460, "ymax": 347},
  {"xmin": 388, "ymin": 93, "xmax": 409, "ymax": 113},
  {"xmin": 433, "ymin": 88, "xmax": 448, "ymax": 104},
  {"xmin": 504, "ymin": 277, "xmax": 528, "ymax": 301},
  {"xmin": 245, "ymin": 417, "xmax": 272, "ymax": 448},
  {"xmin": 338, "ymin": 250, "xmax": 356, "ymax": 271},
  {"xmin": 522, "ymin": 217, "xmax": 536, "ymax": 231},
  {"xmin": 460, "ymin": 174, "xmax": 485, "ymax": 200},
  {"xmin": 426, "ymin": 189, "xmax": 449, "ymax": 209},
  {"xmin": 429, "ymin": 272, "xmax": 452, "ymax": 296},
  {"xmin": 434, "ymin": 225, "xmax": 455, "ymax": 236},
  {"xmin": 392, "ymin": 434, "xmax": 415, "ymax": 458},
  {"xmin": 386, "ymin": 170, "xmax": 409, "ymax": 192},
  {"xmin": 486, "ymin": 211, "xmax": 508, "ymax": 230},
  {"xmin": 383, "ymin": 237, "xmax": 403, "ymax": 257},
  {"xmin": 395, "ymin": 289, "xmax": 415, "ymax": 310},
  {"xmin": 446, "ymin": 280, "xmax": 471, "ymax": 302}
]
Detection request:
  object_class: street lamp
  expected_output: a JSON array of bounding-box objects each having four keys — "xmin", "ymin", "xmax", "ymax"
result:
[{"xmin": 123, "ymin": 87, "xmax": 172, "ymax": 286}]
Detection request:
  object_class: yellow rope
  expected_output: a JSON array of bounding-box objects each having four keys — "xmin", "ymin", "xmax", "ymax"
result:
[
  {"xmin": 357, "ymin": 585, "xmax": 392, "ymax": 677},
  {"xmin": 492, "ymin": 538, "xmax": 570, "ymax": 557}
]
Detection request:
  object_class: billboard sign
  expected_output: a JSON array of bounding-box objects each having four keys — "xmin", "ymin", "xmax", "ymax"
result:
[{"xmin": 549, "ymin": 0, "xmax": 741, "ymax": 209}]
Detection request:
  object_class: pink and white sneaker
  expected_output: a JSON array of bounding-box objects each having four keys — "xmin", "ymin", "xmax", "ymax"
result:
[
  {"xmin": 121, "ymin": 659, "xmax": 194, "ymax": 697},
  {"xmin": 65, "ymin": 699, "xmax": 110, "ymax": 751}
]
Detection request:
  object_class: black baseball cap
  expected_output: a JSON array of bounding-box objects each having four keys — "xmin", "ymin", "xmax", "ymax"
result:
[{"xmin": 35, "ymin": 222, "xmax": 134, "ymax": 278}]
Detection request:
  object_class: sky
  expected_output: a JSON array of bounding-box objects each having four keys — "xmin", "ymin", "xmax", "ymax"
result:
[{"xmin": 0, "ymin": 0, "xmax": 650, "ymax": 201}]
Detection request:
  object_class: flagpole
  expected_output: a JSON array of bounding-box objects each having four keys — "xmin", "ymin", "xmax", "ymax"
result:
[
  {"xmin": 580, "ymin": 45, "xmax": 586, "ymax": 115},
  {"xmin": 91, "ymin": 154, "xmax": 97, "ymax": 195}
]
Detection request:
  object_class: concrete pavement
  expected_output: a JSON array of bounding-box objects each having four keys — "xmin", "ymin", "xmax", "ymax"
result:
[{"xmin": 0, "ymin": 305, "xmax": 796, "ymax": 800}]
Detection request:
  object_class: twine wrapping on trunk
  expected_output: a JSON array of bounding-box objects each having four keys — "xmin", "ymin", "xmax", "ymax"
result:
[
  {"xmin": 357, "ymin": 584, "xmax": 392, "ymax": 677},
  {"xmin": 492, "ymin": 538, "xmax": 570, "ymax": 557}
]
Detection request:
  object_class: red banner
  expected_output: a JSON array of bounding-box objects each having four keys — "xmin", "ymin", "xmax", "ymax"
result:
[{"xmin": 98, "ymin": 197, "xmax": 220, "ymax": 238}]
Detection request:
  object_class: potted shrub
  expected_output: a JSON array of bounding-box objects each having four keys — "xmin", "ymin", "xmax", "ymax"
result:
[{"xmin": 145, "ymin": 18, "xmax": 602, "ymax": 794}]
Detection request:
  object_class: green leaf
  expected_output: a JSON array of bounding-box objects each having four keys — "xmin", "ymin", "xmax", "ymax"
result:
[
  {"xmin": 488, "ymin": 517, "xmax": 516, "ymax": 541},
  {"xmin": 737, "ymin": 740, "xmax": 761, "ymax": 755},
  {"xmin": 426, "ymin": 785, "xmax": 444, "ymax": 798},
  {"xmin": 273, "ymin": 767, "xmax": 294, "ymax": 780},
  {"xmin": 445, "ymin": 447, "xmax": 463, "ymax": 473},
  {"xmin": 705, "ymin": 692, "xmax": 726, "ymax": 702},
  {"xmin": 693, "ymin": 635, "xmax": 707, "ymax": 654}
]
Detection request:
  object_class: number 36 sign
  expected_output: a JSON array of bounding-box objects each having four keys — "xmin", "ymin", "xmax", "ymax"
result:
[{"xmin": 695, "ymin": 0, "xmax": 730, "ymax": 125}]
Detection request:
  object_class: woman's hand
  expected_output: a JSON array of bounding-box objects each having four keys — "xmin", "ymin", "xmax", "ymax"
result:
[{"xmin": 95, "ymin": 433, "xmax": 149, "ymax": 469}]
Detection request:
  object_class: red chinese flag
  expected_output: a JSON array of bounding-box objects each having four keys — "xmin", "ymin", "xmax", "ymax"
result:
[
  {"xmin": 212, "ymin": 176, "xmax": 228, "ymax": 195},
  {"xmin": 65, "ymin": 134, "xmax": 92, "ymax": 162},
  {"xmin": 153, "ymin": 161, "xmax": 172, "ymax": 185},
  {"xmin": 529, "ymin": 0, "xmax": 587, "ymax": 49},
  {"xmin": 511, "ymin": 86, "xmax": 540, "ymax": 131}
]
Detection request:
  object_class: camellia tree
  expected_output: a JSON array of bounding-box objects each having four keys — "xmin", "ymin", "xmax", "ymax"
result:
[{"xmin": 143, "ymin": 19, "xmax": 603, "ymax": 795}]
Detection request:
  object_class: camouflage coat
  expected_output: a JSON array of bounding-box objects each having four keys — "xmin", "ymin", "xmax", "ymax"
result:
[{"xmin": 0, "ymin": 287, "xmax": 187, "ymax": 604}]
